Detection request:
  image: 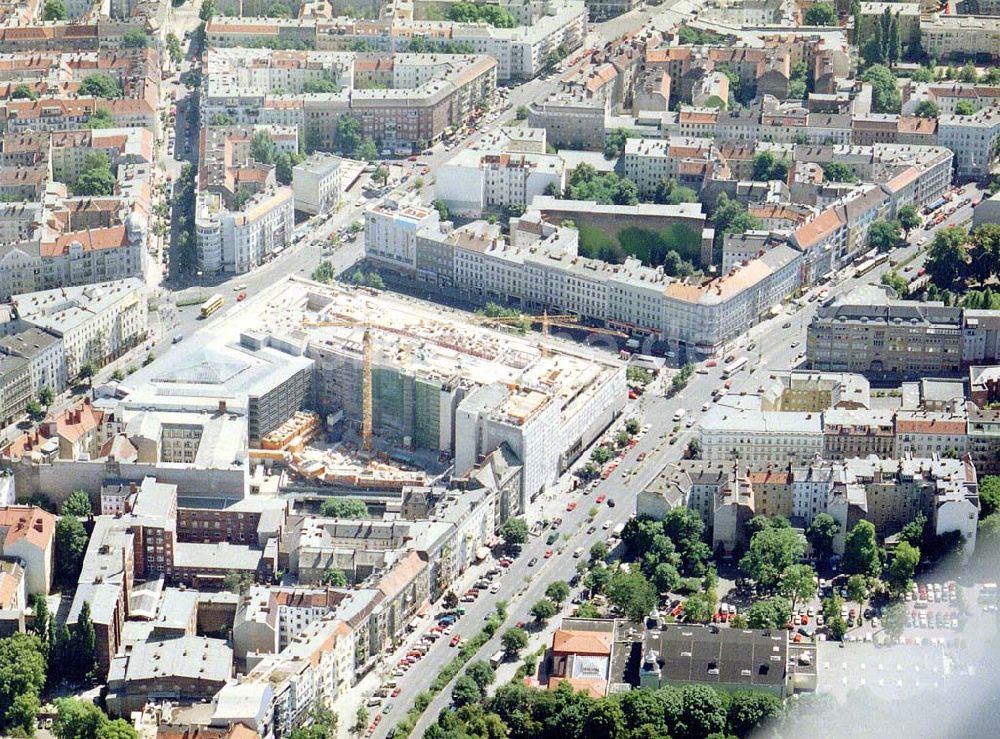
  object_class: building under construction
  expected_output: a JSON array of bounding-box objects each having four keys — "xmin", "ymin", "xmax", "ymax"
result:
[{"xmin": 262, "ymin": 279, "xmax": 628, "ymax": 509}]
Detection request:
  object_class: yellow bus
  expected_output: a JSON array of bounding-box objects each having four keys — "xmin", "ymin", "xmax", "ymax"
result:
[{"xmin": 200, "ymin": 293, "xmax": 224, "ymax": 318}]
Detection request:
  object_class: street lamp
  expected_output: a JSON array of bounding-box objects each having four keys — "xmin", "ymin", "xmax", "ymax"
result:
[{"xmin": 196, "ymin": 270, "xmax": 203, "ymax": 301}]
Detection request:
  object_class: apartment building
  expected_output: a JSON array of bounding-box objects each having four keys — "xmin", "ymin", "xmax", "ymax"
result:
[
  {"xmin": 920, "ymin": 14, "xmax": 1000, "ymax": 63},
  {"xmin": 435, "ymin": 146, "xmax": 566, "ymax": 216},
  {"xmin": 807, "ymin": 285, "xmax": 973, "ymax": 379},
  {"xmin": 937, "ymin": 107, "xmax": 1000, "ymax": 180},
  {"xmin": 384, "ymin": 202, "xmax": 801, "ymax": 357},
  {"xmin": 0, "ymin": 328, "xmax": 65, "ymax": 396},
  {"xmin": 364, "ymin": 196, "xmax": 441, "ymax": 276},
  {"xmin": 196, "ymin": 188, "xmax": 295, "ymax": 274},
  {"xmin": 291, "ymin": 153, "xmax": 342, "ymax": 216},
  {"xmin": 13, "ymin": 279, "xmax": 148, "ymax": 380}
]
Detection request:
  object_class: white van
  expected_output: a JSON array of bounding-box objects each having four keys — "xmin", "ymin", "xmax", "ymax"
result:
[
  {"xmin": 673, "ymin": 408, "xmax": 686, "ymax": 423},
  {"xmin": 573, "ymin": 547, "xmax": 584, "ymax": 558}
]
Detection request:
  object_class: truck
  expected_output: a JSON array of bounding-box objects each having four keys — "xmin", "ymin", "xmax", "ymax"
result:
[{"xmin": 489, "ymin": 649, "xmax": 505, "ymax": 669}]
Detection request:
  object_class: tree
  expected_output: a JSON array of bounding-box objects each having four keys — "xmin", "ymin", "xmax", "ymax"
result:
[
  {"xmin": 954, "ymin": 99, "xmax": 978, "ymax": 116},
  {"xmin": 55, "ymin": 515, "xmax": 89, "ymax": 584},
  {"xmin": 432, "ymin": 199, "xmax": 449, "ymax": 220},
  {"xmin": 846, "ymin": 574, "xmax": 869, "ymax": 604},
  {"xmin": 210, "ymin": 112, "xmax": 235, "ymax": 125},
  {"xmin": 354, "ymin": 706, "xmax": 368, "ymax": 733},
  {"xmin": 333, "ymin": 115, "xmax": 362, "ymax": 157},
  {"xmin": 9, "ymin": 83, "xmax": 38, "ymax": 100},
  {"xmin": 747, "ymin": 595, "xmax": 791, "ymax": 629},
  {"xmin": 827, "ymin": 613, "xmax": 848, "ymax": 640},
  {"xmin": 199, "ymin": 0, "xmax": 214, "ymax": 20},
  {"xmin": 897, "ymin": 205, "xmax": 921, "ymax": 235},
  {"xmin": 712, "ymin": 192, "xmax": 762, "ymax": 249},
  {"xmin": 53, "ymin": 698, "xmax": 106, "ymax": 739},
  {"xmin": 860, "ymin": 64, "xmax": 901, "ymax": 113},
  {"xmin": 356, "ymin": 137, "xmax": 378, "ymax": 162},
  {"xmin": 222, "ymin": 571, "xmax": 254, "ymax": 594},
  {"xmin": 806, "ymin": 513, "xmax": 839, "ymax": 562},
  {"xmin": 822, "ymin": 161, "xmax": 857, "ymax": 183},
  {"xmin": 63, "ymin": 490, "xmax": 92, "ymax": 517},
  {"xmin": 545, "ymin": 580, "xmax": 570, "ymax": 604},
  {"xmin": 366, "ymin": 272, "xmax": 384, "ymax": 290},
  {"xmin": 451, "ymin": 675, "xmax": 481, "ymax": 707},
  {"xmin": 915, "ymin": 100, "xmax": 940, "ymax": 119},
  {"xmin": 442, "ymin": 591, "xmax": 459, "ymax": 610},
  {"xmin": 320, "ymin": 498, "xmax": 368, "ymax": 518},
  {"xmin": 0, "ymin": 634, "xmax": 46, "ymax": 732},
  {"xmin": 607, "ymin": 570, "xmax": 657, "ymax": 622},
  {"xmin": 671, "ymin": 684, "xmax": 727, "ymax": 738},
  {"xmin": 166, "ymin": 32, "xmax": 183, "ymax": 64},
  {"xmin": 464, "ymin": 660, "xmax": 496, "ymax": 693},
  {"xmin": 727, "ymin": 691, "xmax": 782, "ymax": 737},
  {"xmin": 887, "ymin": 541, "xmax": 920, "ymax": 593},
  {"xmin": 43, "ymin": 0, "xmax": 67, "ymax": 19},
  {"xmin": 883, "ymin": 602, "xmax": 908, "ymax": 640},
  {"xmin": 804, "ymin": 1, "xmax": 836, "ymax": 25},
  {"xmin": 501, "ymin": 626, "xmax": 528, "ymax": 657},
  {"xmin": 70, "ymin": 601, "xmax": 96, "ymax": 681},
  {"xmin": 604, "ymin": 128, "xmax": 633, "ymax": 159},
  {"xmin": 752, "ymin": 151, "xmax": 790, "ymax": 182},
  {"xmin": 530, "ymin": 598, "xmax": 558, "ymax": 623},
  {"xmin": 499, "ymin": 517, "xmax": 529, "ymax": 547},
  {"xmin": 250, "ymin": 130, "xmax": 277, "ymax": 165},
  {"xmin": 84, "ymin": 107, "xmax": 114, "ymax": 129},
  {"xmin": 79, "ymin": 73, "xmax": 121, "ymax": 99},
  {"xmin": 585, "ymin": 565, "xmax": 611, "ymax": 594},
  {"xmin": 97, "ymin": 719, "xmax": 138, "ymax": 739},
  {"xmin": 969, "ymin": 223, "xmax": 1000, "ymax": 283},
  {"xmin": 321, "ymin": 568, "xmax": 347, "ymax": 586},
  {"xmin": 778, "ymin": 564, "xmax": 817, "ymax": 611},
  {"xmin": 311, "ymin": 261, "xmax": 336, "ymax": 284},
  {"xmin": 25, "ymin": 397, "xmax": 44, "ymax": 421},
  {"xmin": 39, "ymin": 386, "xmax": 54, "ymax": 407},
  {"xmin": 122, "ymin": 28, "xmax": 149, "ymax": 48},
  {"xmin": 868, "ymin": 219, "xmax": 902, "ymax": 252},
  {"xmin": 842, "ymin": 521, "xmax": 882, "ymax": 578},
  {"xmin": 980, "ymin": 475, "xmax": 1000, "ymax": 518},
  {"xmin": 543, "ymin": 181, "xmax": 562, "ymax": 198},
  {"xmin": 925, "ymin": 226, "xmax": 968, "ymax": 288},
  {"xmin": 681, "ymin": 592, "xmax": 714, "ymax": 623},
  {"xmin": 739, "ymin": 526, "xmax": 805, "ymax": 592}
]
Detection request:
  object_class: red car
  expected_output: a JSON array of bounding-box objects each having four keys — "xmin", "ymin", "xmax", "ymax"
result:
[
  {"xmin": 706, "ymin": 360, "xmax": 718, "ymax": 368},
  {"xmin": 391, "ymin": 688, "xmax": 401, "ymax": 697},
  {"xmin": 596, "ymin": 494, "xmax": 606, "ymax": 504},
  {"xmin": 566, "ymin": 501, "xmax": 577, "ymax": 512},
  {"xmin": 237, "ymin": 291, "xmax": 247, "ymax": 301},
  {"xmin": 450, "ymin": 634, "xmax": 460, "ymax": 647},
  {"xmin": 544, "ymin": 548, "xmax": 553, "ymax": 558}
]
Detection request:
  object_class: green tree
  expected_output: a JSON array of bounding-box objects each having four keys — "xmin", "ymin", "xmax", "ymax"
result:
[
  {"xmin": 311, "ymin": 260, "xmax": 336, "ymax": 283},
  {"xmin": 74, "ymin": 153, "xmax": 116, "ymax": 197},
  {"xmin": 842, "ymin": 520, "xmax": 882, "ymax": 578},
  {"xmin": 0, "ymin": 634, "xmax": 47, "ymax": 731},
  {"xmin": 955, "ymin": 99, "xmax": 978, "ymax": 116},
  {"xmin": 85, "ymin": 107, "xmax": 114, "ymax": 129},
  {"xmin": 530, "ymin": 598, "xmax": 558, "ymax": 623},
  {"xmin": 320, "ymin": 498, "xmax": 368, "ymax": 518},
  {"xmin": 868, "ymin": 219, "xmax": 902, "ymax": 252},
  {"xmin": 122, "ymin": 28, "xmax": 149, "ymax": 48},
  {"xmin": 464, "ymin": 660, "xmax": 496, "ymax": 693},
  {"xmin": 53, "ymin": 697, "xmax": 107, "ymax": 739},
  {"xmin": 9, "ymin": 82, "xmax": 38, "ymax": 100},
  {"xmin": 822, "ymin": 161, "xmax": 857, "ymax": 183},
  {"xmin": 333, "ymin": 115, "xmax": 362, "ymax": 156},
  {"xmin": 451, "ymin": 675, "xmax": 481, "ymax": 707},
  {"xmin": 969, "ymin": 223, "xmax": 1000, "ymax": 283},
  {"xmin": 43, "ymin": 0, "xmax": 67, "ymax": 19},
  {"xmin": 39, "ymin": 386, "xmax": 54, "ymax": 407},
  {"xmin": 356, "ymin": 137, "xmax": 378, "ymax": 162},
  {"xmin": 63, "ymin": 490, "xmax": 92, "ymax": 517},
  {"xmin": 980, "ymin": 475, "xmax": 1000, "ymax": 518},
  {"xmin": 897, "ymin": 204, "xmax": 921, "ymax": 234},
  {"xmin": 739, "ymin": 526, "xmax": 805, "ymax": 592},
  {"xmin": 728, "ymin": 691, "xmax": 782, "ymax": 736},
  {"xmin": 778, "ymin": 563, "xmax": 817, "ymax": 611},
  {"xmin": 846, "ymin": 574, "xmax": 869, "ymax": 604},
  {"xmin": 712, "ymin": 192, "xmax": 762, "ymax": 251},
  {"xmin": 250, "ymin": 130, "xmax": 277, "ymax": 165},
  {"xmin": 501, "ymin": 626, "xmax": 528, "ymax": 657},
  {"xmin": 432, "ymin": 199, "xmax": 449, "ymax": 220},
  {"xmin": 681, "ymin": 592, "xmax": 714, "ymax": 623},
  {"xmin": 222, "ymin": 571, "xmax": 254, "ymax": 594},
  {"xmin": 516, "ymin": 105, "xmax": 529, "ymax": 120},
  {"xmin": 210, "ymin": 112, "xmax": 235, "ymax": 125},
  {"xmin": 604, "ymin": 127, "xmax": 634, "ymax": 159},
  {"xmin": 96, "ymin": 719, "xmax": 138, "ymax": 739},
  {"xmin": 321, "ymin": 568, "xmax": 347, "ymax": 586},
  {"xmin": 69, "ymin": 601, "xmax": 96, "ymax": 681},
  {"xmin": 607, "ymin": 570, "xmax": 657, "ymax": 622},
  {"xmin": 55, "ymin": 515, "xmax": 89, "ymax": 584},
  {"xmin": 545, "ymin": 580, "xmax": 570, "ymax": 604},
  {"xmin": 26, "ymin": 397, "xmax": 44, "ymax": 421},
  {"xmin": 354, "ymin": 706, "xmax": 368, "ymax": 733},
  {"xmin": 752, "ymin": 151, "xmax": 790, "ymax": 182},
  {"xmin": 887, "ymin": 541, "xmax": 920, "ymax": 594},
  {"xmin": 199, "ymin": 0, "xmax": 214, "ymax": 20},
  {"xmin": 860, "ymin": 64, "xmax": 901, "ymax": 113},
  {"xmin": 366, "ymin": 272, "xmax": 384, "ymax": 290},
  {"xmin": 804, "ymin": 1, "xmax": 836, "ymax": 25},
  {"xmin": 79, "ymin": 73, "xmax": 121, "ymax": 99},
  {"xmin": 925, "ymin": 226, "xmax": 968, "ymax": 288},
  {"xmin": 747, "ymin": 595, "xmax": 792, "ymax": 629},
  {"xmin": 806, "ymin": 512, "xmax": 839, "ymax": 562},
  {"xmin": 883, "ymin": 602, "xmax": 908, "ymax": 640},
  {"xmin": 166, "ymin": 32, "xmax": 183, "ymax": 64},
  {"xmin": 499, "ymin": 517, "xmax": 529, "ymax": 546},
  {"xmin": 915, "ymin": 100, "xmax": 940, "ymax": 119}
]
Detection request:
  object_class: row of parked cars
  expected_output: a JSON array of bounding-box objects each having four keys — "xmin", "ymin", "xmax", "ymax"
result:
[{"xmin": 908, "ymin": 581, "xmax": 958, "ymax": 604}]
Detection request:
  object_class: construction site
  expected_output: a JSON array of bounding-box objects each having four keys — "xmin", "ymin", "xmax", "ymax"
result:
[{"xmin": 253, "ymin": 277, "xmax": 628, "ymax": 505}]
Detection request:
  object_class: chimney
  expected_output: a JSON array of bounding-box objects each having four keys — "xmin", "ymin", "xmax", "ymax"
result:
[{"xmin": 219, "ymin": 400, "xmax": 227, "ymax": 414}]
